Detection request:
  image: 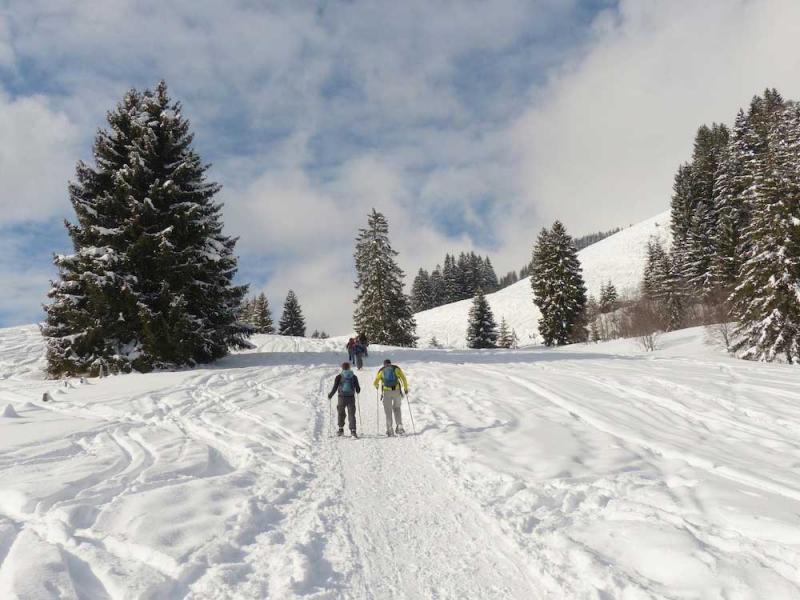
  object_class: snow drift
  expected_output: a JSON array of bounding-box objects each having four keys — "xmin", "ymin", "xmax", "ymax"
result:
[{"xmin": 1, "ymin": 323, "xmax": 799, "ymax": 598}]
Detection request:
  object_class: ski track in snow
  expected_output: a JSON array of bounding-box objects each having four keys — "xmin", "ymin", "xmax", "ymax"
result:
[{"xmin": 1, "ymin": 327, "xmax": 800, "ymax": 599}]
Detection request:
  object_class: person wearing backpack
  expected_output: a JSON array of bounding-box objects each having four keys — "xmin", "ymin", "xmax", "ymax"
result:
[
  {"xmin": 373, "ymin": 359, "xmax": 409, "ymax": 436},
  {"xmin": 328, "ymin": 362, "xmax": 361, "ymax": 437},
  {"xmin": 353, "ymin": 341, "xmax": 366, "ymax": 370},
  {"xmin": 346, "ymin": 338, "xmax": 356, "ymax": 363}
]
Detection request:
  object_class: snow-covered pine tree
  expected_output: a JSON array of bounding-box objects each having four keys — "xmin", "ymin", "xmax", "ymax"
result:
[
  {"xmin": 240, "ymin": 297, "xmax": 256, "ymax": 327},
  {"xmin": 466, "ymin": 289, "xmax": 498, "ymax": 349},
  {"xmin": 429, "ymin": 335, "xmax": 442, "ymax": 349},
  {"xmin": 411, "ymin": 268, "xmax": 433, "ymax": 312},
  {"xmin": 43, "ymin": 89, "xmax": 145, "ymax": 377},
  {"xmin": 429, "ymin": 266, "xmax": 444, "ymax": 308},
  {"xmin": 669, "ymin": 163, "xmax": 695, "ymax": 286},
  {"xmin": 253, "ymin": 293, "xmax": 274, "ymax": 334},
  {"xmin": 44, "ymin": 82, "xmax": 248, "ymax": 377},
  {"xmin": 442, "ymin": 254, "xmax": 460, "ymax": 304},
  {"xmin": 481, "ymin": 256, "xmax": 499, "ymax": 293},
  {"xmin": 126, "ymin": 82, "xmax": 249, "ymax": 367},
  {"xmin": 683, "ymin": 124, "xmax": 730, "ymax": 295},
  {"xmin": 642, "ymin": 239, "xmax": 667, "ymax": 301},
  {"xmin": 732, "ymin": 102, "xmax": 800, "ymax": 363},
  {"xmin": 497, "ymin": 317, "xmax": 513, "ymax": 349},
  {"xmin": 455, "ymin": 252, "xmax": 470, "ymax": 300},
  {"xmin": 599, "ymin": 280, "xmax": 618, "ymax": 314},
  {"xmin": 531, "ymin": 221, "xmax": 587, "ymax": 346},
  {"xmin": 712, "ymin": 91, "xmax": 786, "ymax": 291},
  {"xmin": 641, "ymin": 238, "xmax": 684, "ymax": 331},
  {"xmin": 353, "ymin": 209, "xmax": 417, "ymax": 346},
  {"xmin": 279, "ymin": 290, "xmax": 306, "ymax": 337},
  {"xmin": 469, "ymin": 253, "xmax": 484, "ymax": 296}
]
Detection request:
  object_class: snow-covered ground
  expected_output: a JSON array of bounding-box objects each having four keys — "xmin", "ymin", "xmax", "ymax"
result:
[
  {"xmin": 415, "ymin": 211, "xmax": 671, "ymax": 348},
  {"xmin": 1, "ymin": 324, "xmax": 799, "ymax": 599}
]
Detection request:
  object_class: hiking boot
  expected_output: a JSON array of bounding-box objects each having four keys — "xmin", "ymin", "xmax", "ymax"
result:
[
  {"xmin": 386, "ymin": 429, "xmax": 394, "ymax": 437},
  {"xmin": 351, "ymin": 430, "xmax": 358, "ymax": 439},
  {"xmin": 396, "ymin": 426, "xmax": 405, "ymax": 435},
  {"xmin": 337, "ymin": 428, "xmax": 344, "ymax": 437}
]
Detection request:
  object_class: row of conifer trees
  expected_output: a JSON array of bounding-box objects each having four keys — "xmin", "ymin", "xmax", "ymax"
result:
[
  {"xmin": 410, "ymin": 252, "xmax": 499, "ymax": 312},
  {"xmin": 239, "ymin": 291, "xmax": 307, "ymax": 337},
  {"xmin": 640, "ymin": 88, "xmax": 800, "ymax": 363},
  {"xmin": 38, "ymin": 79, "xmax": 594, "ymax": 373}
]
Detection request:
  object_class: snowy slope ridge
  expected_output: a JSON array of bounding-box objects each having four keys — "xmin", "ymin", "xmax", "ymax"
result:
[
  {"xmin": 2, "ymin": 324, "xmax": 800, "ymax": 599},
  {"xmin": 415, "ymin": 211, "xmax": 671, "ymax": 348}
]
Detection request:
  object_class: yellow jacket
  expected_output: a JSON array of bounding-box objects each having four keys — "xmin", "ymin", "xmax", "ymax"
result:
[{"xmin": 373, "ymin": 364, "xmax": 408, "ymax": 392}]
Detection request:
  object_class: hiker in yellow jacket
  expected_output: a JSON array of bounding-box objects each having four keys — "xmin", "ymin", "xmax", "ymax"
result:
[{"xmin": 373, "ymin": 359, "xmax": 409, "ymax": 436}]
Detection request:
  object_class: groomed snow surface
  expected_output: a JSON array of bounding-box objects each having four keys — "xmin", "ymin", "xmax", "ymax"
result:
[{"xmin": 1, "ymin": 324, "xmax": 799, "ymax": 599}]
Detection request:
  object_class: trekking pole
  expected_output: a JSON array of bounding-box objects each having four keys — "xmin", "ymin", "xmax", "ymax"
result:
[
  {"xmin": 405, "ymin": 391, "xmax": 417, "ymax": 435},
  {"xmin": 356, "ymin": 392, "xmax": 363, "ymax": 432},
  {"xmin": 376, "ymin": 388, "xmax": 380, "ymax": 436},
  {"xmin": 328, "ymin": 395, "xmax": 333, "ymax": 438}
]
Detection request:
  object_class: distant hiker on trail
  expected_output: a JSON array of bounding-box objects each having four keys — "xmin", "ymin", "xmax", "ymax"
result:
[
  {"xmin": 328, "ymin": 362, "xmax": 361, "ymax": 437},
  {"xmin": 354, "ymin": 340, "xmax": 366, "ymax": 370},
  {"xmin": 346, "ymin": 337, "xmax": 356, "ymax": 363},
  {"xmin": 358, "ymin": 334, "xmax": 369, "ymax": 358},
  {"xmin": 374, "ymin": 359, "xmax": 409, "ymax": 436}
]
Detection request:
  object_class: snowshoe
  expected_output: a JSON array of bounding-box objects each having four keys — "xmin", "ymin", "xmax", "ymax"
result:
[
  {"xmin": 386, "ymin": 430, "xmax": 395, "ymax": 437},
  {"xmin": 337, "ymin": 428, "xmax": 344, "ymax": 437},
  {"xmin": 396, "ymin": 426, "xmax": 405, "ymax": 436},
  {"xmin": 351, "ymin": 431, "xmax": 358, "ymax": 439}
]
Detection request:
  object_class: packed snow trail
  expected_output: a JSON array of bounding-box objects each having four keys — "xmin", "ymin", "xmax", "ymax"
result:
[
  {"xmin": 1, "ymin": 326, "xmax": 800, "ymax": 598},
  {"xmin": 321, "ymin": 396, "xmax": 538, "ymax": 599}
]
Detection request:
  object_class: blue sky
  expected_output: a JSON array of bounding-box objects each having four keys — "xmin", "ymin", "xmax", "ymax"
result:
[{"xmin": 1, "ymin": 0, "xmax": 799, "ymax": 332}]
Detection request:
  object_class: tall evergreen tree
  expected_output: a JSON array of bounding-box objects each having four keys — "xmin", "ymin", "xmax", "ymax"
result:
[
  {"xmin": 732, "ymin": 103, "xmax": 800, "ymax": 363},
  {"xmin": 43, "ymin": 82, "xmax": 248, "ymax": 377},
  {"xmin": 240, "ymin": 297, "xmax": 256, "ymax": 327},
  {"xmin": 711, "ymin": 91, "xmax": 787, "ymax": 290},
  {"xmin": 481, "ymin": 257, "xmax": 499, "ymax": 292},
  {"xmin": 642, "ymin": 238, "xmax": 684, "ymax": 331},
  {"xmin": 252, "ymin": 293, "xmax": 275, "ymax": 334},
  {"xmin": 686, "ymin": 124, "xmax": 730, "ymax": 294},
  {"xmin": 429, "ymin": 265, "xmax": 444, "ymax": 307},
  {"xmin": 353, "ymin": 209, "xmax": 417, "ymax": 347},
  {"xmin": 531, "ymin": 222, "xmax": 587, "ymax": 346},
  {"xmin": 599, "ymin": 281, "xmax": 618, "ymax": 314},
  {"xmin": 497, "ymin": 317, "xmax": 513, "ymax": 349},
  {"xmin": 278, "ymin": 290, "xmax": 306, "ymax": 337},
  {"xmin": 442, "ymin": 254, "xmax": 460, "ymax": 304},
  {"xmin": 411, "ymin": 268, "xmax": 433, "ymax": 312},
  {"xmin": 466, "ymin": 289, "xmax": 498, "ymax": 349}
]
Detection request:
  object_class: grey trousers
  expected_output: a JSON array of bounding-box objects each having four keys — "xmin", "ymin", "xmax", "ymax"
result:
[
  {"xmin": 337, "ymin": 396, "xmax": 356, "ymax": 431},
  {"xmin": 382, "ymin": 389, "xmax": 403, "ymax": 430}
]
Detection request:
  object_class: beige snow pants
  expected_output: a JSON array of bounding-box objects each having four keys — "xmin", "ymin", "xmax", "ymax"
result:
[{"xmin": 382, "ymin": 388, "xmax": 403, "ymax": 430}]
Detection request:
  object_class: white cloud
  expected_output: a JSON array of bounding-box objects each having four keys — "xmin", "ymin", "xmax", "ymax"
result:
[
  {"xmin": 0, "ymin": 93, "xmax": 79, "ymax": 223},
  {"xmin": 511, "ymin": 0, "xmax": 800, "ymax": 239}
]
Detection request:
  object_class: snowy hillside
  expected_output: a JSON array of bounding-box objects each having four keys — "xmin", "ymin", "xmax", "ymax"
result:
[
  {"xmin": 415, "ymin": 211, "xmax": 671, "ymax": 348},
  {"xmin": 2, "ymin": 324, "xmax": 800, "ymax": 598}
]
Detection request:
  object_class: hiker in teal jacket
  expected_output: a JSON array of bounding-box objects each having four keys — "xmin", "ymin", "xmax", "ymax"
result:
[{"xmin": 328, "ymin": 362, "xmax": 361, "ymax": 437}]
